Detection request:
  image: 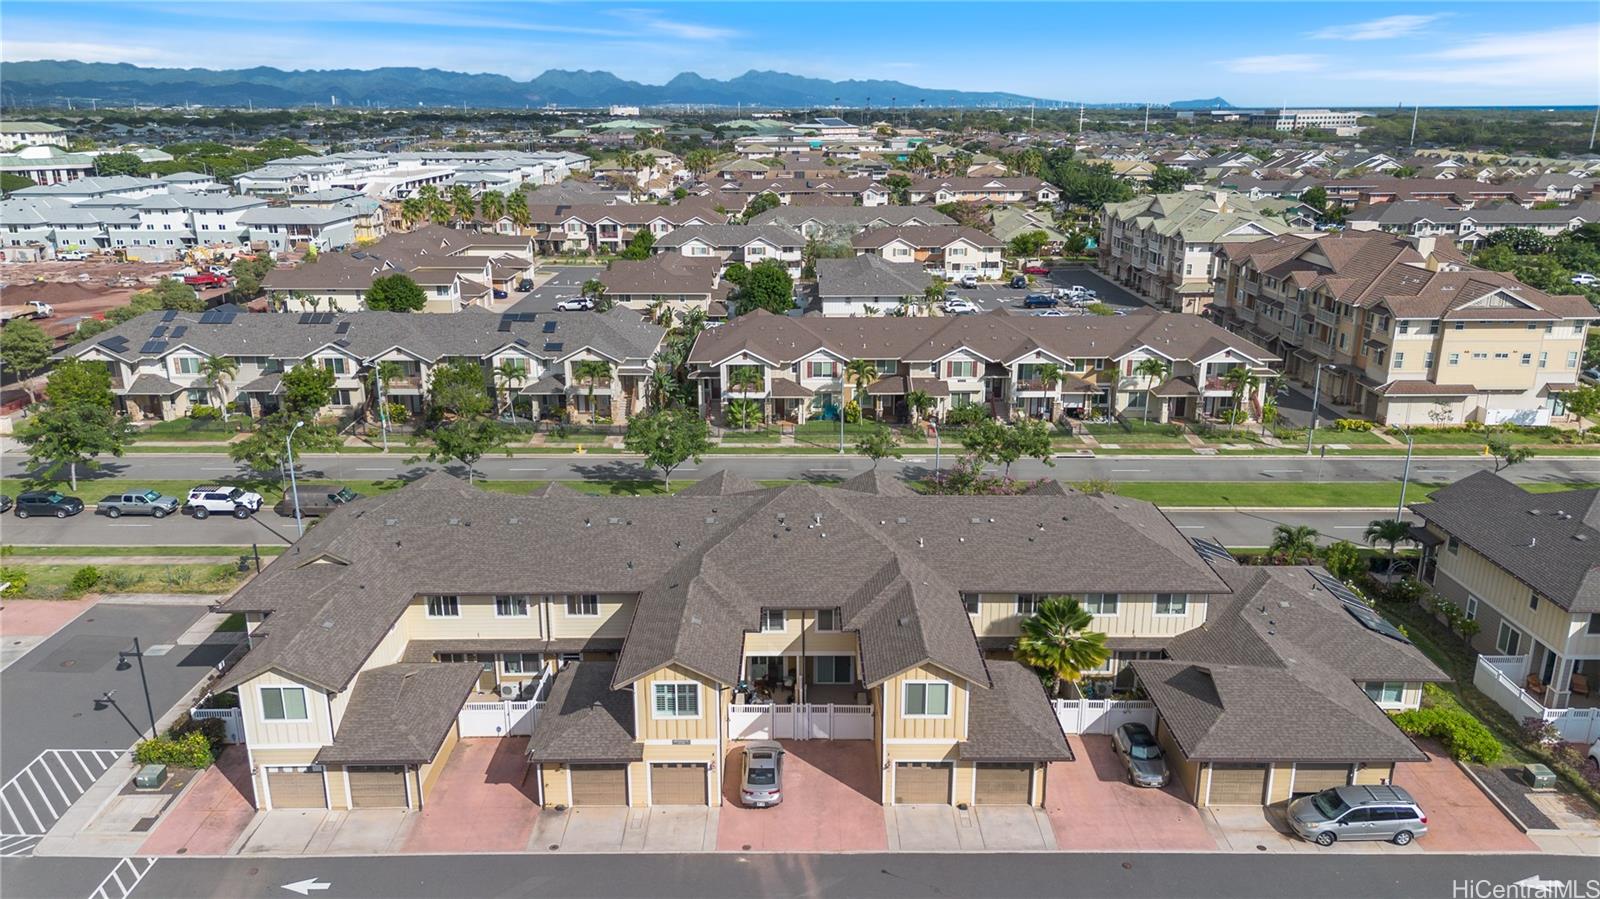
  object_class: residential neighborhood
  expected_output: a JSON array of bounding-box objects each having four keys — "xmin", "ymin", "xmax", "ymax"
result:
[{"xmin": 2, "ymin": 3, "xmax": 1599, "ymax": 897}]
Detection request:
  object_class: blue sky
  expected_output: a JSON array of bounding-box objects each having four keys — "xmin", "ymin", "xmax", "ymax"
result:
[{"xmin": 2, "ymin": 1, "xmax": 1596, "ymax": 106}]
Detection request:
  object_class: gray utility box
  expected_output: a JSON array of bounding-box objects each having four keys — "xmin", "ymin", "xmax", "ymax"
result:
[
  {"xmin": 134, "ymin": 764, "xmax": 168, "ymax": 790},
  {"xmin": 1518, "ymin": 763, "xmax": 1556, "ymax": 790}
]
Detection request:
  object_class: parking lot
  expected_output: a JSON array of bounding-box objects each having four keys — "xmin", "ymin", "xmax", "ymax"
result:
[
  {"xmin": 507, "ymin": 264, "xmax": 604, "ymax": 314},
  {"xmin": 944, "ymin": 265, "xmax": 1150, "ymax": 316}
]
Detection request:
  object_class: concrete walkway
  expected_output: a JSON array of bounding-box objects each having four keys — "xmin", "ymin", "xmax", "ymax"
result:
[
  {"xmin": 529, "ymin": 806, "xmax": 718, "ymax": 852},
  {"xmin": 886, "ymin": 805, "xmax": 1057, "ymax": 851}
]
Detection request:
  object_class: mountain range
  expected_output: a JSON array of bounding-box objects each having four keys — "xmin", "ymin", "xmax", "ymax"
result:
[{"xmin": 0, "ymin": 61, "xmax": 1228, "ymax": 111}]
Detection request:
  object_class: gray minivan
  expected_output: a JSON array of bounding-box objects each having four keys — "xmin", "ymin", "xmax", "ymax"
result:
[{"xmin": 1287, "ymin": 784, "xmax": 1428, "ymax": 846}]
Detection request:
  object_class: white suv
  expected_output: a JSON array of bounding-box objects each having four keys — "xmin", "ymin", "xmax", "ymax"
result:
[{"xmin": 185, "ymin": 486, "xmax": 264, "ymax": 519}]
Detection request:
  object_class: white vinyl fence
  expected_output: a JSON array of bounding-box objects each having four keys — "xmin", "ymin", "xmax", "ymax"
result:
[
  {"xmin": 1052, "ymin": 698, "xmax": 1156, "ymax": 735},
  {"xmin": 727, "ymin": 704, "xmax": 873, "ymax": 740},
  {"xmin": 1474, "ymin": 655, "xmax": 1600, "ymax": 744},
  {"xmin": 190, "ymin": 708, "xmax": 244, "ymax": 743},
  {"xmin": 458, "ymin": 700, "xmax": 543, "ymax": 738}
]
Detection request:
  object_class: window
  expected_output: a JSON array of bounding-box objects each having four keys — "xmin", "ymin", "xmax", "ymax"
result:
[
  {"xmin": 173, "ymin": 356, "xmax": 202, "ymax": 374},
  {"xmin": 903, "ymin": 681, "xmax": 951, "ymax": 717},
  {"xmin": 1016, "ymin": 594, "xmax": 1040, "ymax": 616},
  {"xmin": 1396, "ymin": 321, "xmax": 1409, "ymax": 335},
  {"xmin": 1495, "ymin": 621, "xmax": 1523, "ymax": 656},
  {"xmin": 1081, "ymin": 593, "xmax": 1119, "ymax": 615},
  {"xmin": 1539, "ymin": 352, "xmax": 1549, "ymax": 369},
  {"xmin": 946, "ymin": 360, "xmax": 977, "ymax": 379},
  {"xmin": 185, "ymin": 388, "xmax": 209, "ymax": 405},
  {"xmin": 1393, "ymin": 352, "xmax": 1403, "ymax": 369},
  {"xmin": 1529, "ymin": 593, "xmax": 1539, "ymax": 612},
  {"xmin": 425, "ymin": 595, "xmax": 460, "ymax": 617},
  {"xmin": 1364, "ymin": 682, "xmax": 1405, "ymax": 704},
  {"xmin": 1155, "ymin": 593, "xmax": 1189, "ymax": 615},
  {"xmin": 566, "ymin": 594, "xmax": 599, "ymax": 616},
  {"xmin": 502, "ymin": 653, "xmax": 537, "ymax": 675},
  {"xmin": 1521, "ymin": 353, "xmax": 1532, "ymax": 366},
  {"xmin": 653, "ymin": 682, "xmax": 699, "ymax": 718},
  {"xmin": 259, "ymin": 685, "xmax": 309, "ymax": 721},
  {"xmin": 760, "ymin": 609, "xmax": 787, "ymax": 632},
  {"xmin": 806, "ymin": 360, "xmax": 838, "ymax": 379},
  {"xmin": 1465, "ymin": 595, "xmax": 1479, "ymax": 621},
  {"xmin": 495, "ymin": 594, "xmax": 529, "ymax": 617},
  {"xmin": 331, "ymin": 389, "xmax": 353, "ymax": 406},
  {"xmin": 1493, "ymin": 352, "xmax": 1510, "ymax": 360},
  {"xmin": 1568, "ymin": 352, "xmax": 1580, "ymax": 368},
  {"xmin": 814, "ymin": 608, "xmax": 841, "ymax": 631},
  {"xmin": 1424, "ymin": 352, "xmax": 1434, "ymax": 369},
  {"xmin": 321, "ymin": 357, "xmax": 347, "ymax": 375},
  {"xmin": 813, "ymin": 656, "xmax": 854, "ymax": 684},
  {"xmin": 1587, "ymin": 613, "xmax": 1600, "ymax": 636},
  {"xmin": 1453, "ymin": 322, "xmax": 1465, "ymax": 331}
]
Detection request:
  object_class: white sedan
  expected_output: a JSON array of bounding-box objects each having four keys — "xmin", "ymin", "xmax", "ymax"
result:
[
  {"xmin": 943, "ymin": 298, "xmax": 979, "ymax": 315},
  {"xmin": 1572, "ymin": 273, "xmax": 1599, "ymax": 287},
  {"xmin": 553, "ymin": 297, "xmax": 595, "ymax": 312}
]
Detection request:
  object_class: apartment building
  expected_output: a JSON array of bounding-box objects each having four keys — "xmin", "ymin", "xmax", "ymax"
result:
[
  {"xmin": 0, "ymin": 145, "xmax": 95, "ymax": 186},
  {"xmin": 1410, "ymin": 474, "xmax": 1600, "ymax": 738},
  {"xmin": 851, "ymin": 226, "xmax": 1005, "ymax": 281},
  {"xmin": 1211, "ymin": 231, "xmax": 1594, "ymax": 426},
  {"xmin": 685, "ymin": 308, "xmax": 1276, "ymax": 424},
  {"xmin": 907, "ymin": 177, "xmax": 1059, "ymax": 206},
  {"xmin": 597, "ymin": 254, "xmax": 732, "ymax": 317},
  {"xmin": 1099, "ymin": 191, "xmax": 1300, "ymax": 315},
  {"xmin": 64, "ymin": 305, "xmax": 663, "ymax": 425},
  {"xmin": 0, "ymin": 120, "xmax": 69, "ymax": 150},
  {"xmin": 653, "ymin": 224, "xmax": 805, "ymax": 278},
  {"xmin": 1248, "ymin": 109, "xmax": 1364, "ymax": 136},
  {"xmin": 1346, "ymin": 200, "xmax": 1600, "ymax": 248},
  {"xmin": 208, "ymin": 470, "xmax": 1439, "ymax": 812}
]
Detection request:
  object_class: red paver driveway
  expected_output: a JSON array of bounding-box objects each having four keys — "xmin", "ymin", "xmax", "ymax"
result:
[
  {"xmin": 1393, "ymin": 740, "xmax": 1537, "ymax": 852},
  {"xmin": 140, "ymin": 745, "xmax": 257, "ymax": 855},
  {"xmin": 1046, "ymin": 735, "xmax": 1214, "ymax": 851},
  {"xmin": 716, "ymin": 740, "xmax": 887, "ymax": 852},
  {"xmin": 402, "ymin": 737, "xmax": 539, "ymax": 853}
]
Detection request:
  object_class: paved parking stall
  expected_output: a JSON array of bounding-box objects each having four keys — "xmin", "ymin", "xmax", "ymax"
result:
[
  {"xmin": 0, "ymin": 749, "xmax": 125, "ymax": 854},
  {"xmin": 716, "ymin": 740, "xmax": 886, "ymax": 852},
  {"xmin": 402, "ymin": 737, "xmax": 539, "ymax": 854},
  {"xmin": 1392, "ymin": 742, "xmax": 1537, "ymax": 853},
  {"xmin": 1045, "ymin": 735, "xmax": 1214, "ymax": 851},
  {"xmin": 138, "ymin": 746, "xmax": 256, "ymax": 856}
]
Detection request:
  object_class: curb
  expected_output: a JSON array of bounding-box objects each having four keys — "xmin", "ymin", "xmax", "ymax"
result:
[{"xmin": 1454, "ymin": 758, "xmax": 1529, "ymax": 833}]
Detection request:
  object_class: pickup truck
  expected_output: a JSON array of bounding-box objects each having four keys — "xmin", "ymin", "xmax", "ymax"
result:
[
  {"xmin": 1, "ymin": 300, "xmax": 54, "ymax": 325},
  {"xmin": 98, "ymin": 489, "xmax": 180, "ymax": 519},
  {"xmin": 183, "ymin": 272, "xmax": 231, "ymax": 289},
  {"xmin": 274, "ymin": 486, "xmax": 360, "ymax": 519}
]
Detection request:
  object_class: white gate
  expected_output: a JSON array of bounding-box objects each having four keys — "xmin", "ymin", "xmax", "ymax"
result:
[
  {"xmin": 458, "ymin": 700, "xmax": 544, "ymax": 737},
  {"xmin": 191, "ymin": 708, "xmax": 244, "ymax": 743},
  {"xmin": 1052, "ymin": 698, "xmax": 1156, "ymax": 735},
  {"xmin": 726, "ymin": 704, "xmax": 872, "ymax": 740}
]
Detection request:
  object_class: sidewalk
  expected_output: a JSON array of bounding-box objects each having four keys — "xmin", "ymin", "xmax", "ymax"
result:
[{"xmin": 0, "ymin": 596, "xmax": 98, "ymax": 670}]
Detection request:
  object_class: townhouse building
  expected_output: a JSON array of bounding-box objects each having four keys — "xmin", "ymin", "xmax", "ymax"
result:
[
  {"xmin": 1211, "ymin": 231, "xmax": 1594, "ymax": 426},
  {"xmin": 1410, "ymin": 474, "xmax": 1600, "ymax": 740},
  {"xmin": 207, "ymin": 470, "xmax": 1440, "ymax": 813},
  {"xmin": 747, "ymin": 205, "xmax": 956, "ymax": 241},
  {"xmin": 685, "ymin": 308, "xmax": 1276, "ymax": 424},
  {"xmin": 907, "ymin": 177, "xmax": 1059, "ymax": 206},
  {"xmin": 0, "ymin": 145, "xmax": 95, "ymax": 186},
  {"xmin": 814, "ymin": 255, "xmax": 936, "ymax": 318},
  {"xmin": 524, "ymin": 201, "xmax": 724, "ymax": 256},
  {"xmin": 1099, "ymin": 192, "xmax": 1300, "ymax": 315},
  {"xmin": 851, "ymin": 226, "xmax": 1005, "ymax": 281},
  {"xmin": 63, "ymin": 305, "xmax": 663, "ymax": 425},
  {"xmin": 653, "ymin": 224, "xmax": 805, "ymax": 279},
  {"xmin": 1346, "ymin": 200, "xmax": 1600, "ymax": 248}
]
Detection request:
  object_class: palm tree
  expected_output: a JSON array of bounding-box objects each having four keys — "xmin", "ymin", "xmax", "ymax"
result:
[
  {"xmin": 924, "ymin": 277, "xmax": 949, "ymax": 314},
  {"xmin": 449, "ymin": 185, "xmax": 476, "ymax": 226},
  {"xmin": 1013, "ymin": 596, "xmax": 1110, "ymax": 696},
  {"xmin": 1133, "ymin": 358, "xmax": 1171, "ymax": 423},
  {"xmin": 726, "ymin": 365, "xmax": 764, "ymax": 429},
  {"xmin": 1220, "ymin": 366, "xmax": 1261, "ymax": 428},
  {"xmin": 494, "ymin": 360, "xmax": 528, "ymax": 415},
  {"xmin": 506, "ymin": 190, "xmax": 531, "ymax": 231},
  {"xmin": 906, "ymin": 389, "xmax": 935, "ymax": 425},
  {"xmin": 416, "ymin": 185, "xmax": 449, "ymax": 224},
  {"xmin": 845, "ymin": 358, "xmax": 879, "ymax": 421},
  {"xmin": 199, "ymin": 355, "xmax": 239, "ymax": 423},
  {"xmin": 479, "ymin": 190, "xmax": 506, "ymax": 228},
  {"xmin": 646, "ymin": 297, "xmax": 673, "ymax": 327},
  {"xmin": 400, "ymin": 197, "xmax": 426, "ymax": 229},
  {"xmin": 1269, "ymin": 524, "xmax": 1321, "ymax": 565},
  {"xmin": 1364, "ymin": 518, "xmax": 1412, "ymax": 573},
  {"xmin": 368, "ymin": 360, "xmax": 403, "ymax": 424},
  {"xmin": 572, "ymin": 359, "xmax": 612, "ymax": 420},
  {"xmin": 1034, "ymin": 362, "xmax": 1063, "ymax": 420}
]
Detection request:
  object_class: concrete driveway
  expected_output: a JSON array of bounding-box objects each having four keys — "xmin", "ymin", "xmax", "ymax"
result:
[
  {"xmin": 1045, "ymin": 735, "xmax": 1214, "ymax": 851},
  {"xmin": 887, "ymin": 804, "xmax": 1056, "ymax": 851},
  {"xmin": 1394, "ymin": 741, "xmax": 1537, "ymax": 853},
  {"xmin": 716, "ymin": 740, "xmax": 886, "ymax": 852},
  {"xmin": 139, "ymin": 745, "xmax": 257, "ymax": 856},
  {"xmin": 401, "ymin": 737, "xmax": 539, "ymax": 853}
]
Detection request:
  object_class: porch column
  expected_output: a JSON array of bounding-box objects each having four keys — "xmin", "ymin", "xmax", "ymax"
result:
[
  {"xmin": 1547, "ymin": 654, "xmax": 1574, "ymax": 710},
  {"xmin": 1157, "ymin": 397, "xmax": 1170, "ymax": 424}
]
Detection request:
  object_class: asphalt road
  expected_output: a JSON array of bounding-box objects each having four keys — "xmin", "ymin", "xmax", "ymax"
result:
[
  {"xmin": 506, "ymin": 264, "xmax": 603, "ymax": 314},
  {"xmin": 1, "ymin": 850, "xmax": 1591, "ymax": 899}
]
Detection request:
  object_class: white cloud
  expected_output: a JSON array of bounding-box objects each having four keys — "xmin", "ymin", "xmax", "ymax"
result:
[
  {"xmin": 1309, "ymin": 14, "xmax": 1442, "ymax": 41},
  {"xmin": 1224, "ymin": 54, "xmax": 1326, "ymax": 74},
  {"xmin": 606, "ymin": 8, "xmax": 738, "ymax": 41},
  {"xmin": 3, "ymin": 40, "xmax": 176, "ymax": 64},
  {"xmin": 1341, "ymin": 27, "xmax": 1598, "ymax": 90}
]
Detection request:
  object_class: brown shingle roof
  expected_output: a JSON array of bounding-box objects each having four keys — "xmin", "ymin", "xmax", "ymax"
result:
[
  {"xmin": 526, "ymin": 661, "xmax": 642, "ymax": 763},
  {"xmin": 314, "ymin": 663, "xmax": 479, "ymax": 765}
]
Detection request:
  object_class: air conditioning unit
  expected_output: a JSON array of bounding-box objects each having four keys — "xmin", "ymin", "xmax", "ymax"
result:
[{"xmin": 499, "ymin": 683, "xmax": 520, "ymax": 700}]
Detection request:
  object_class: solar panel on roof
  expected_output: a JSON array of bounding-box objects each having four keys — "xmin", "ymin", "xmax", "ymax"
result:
[
  {"xmin": 542, "ymin": 321, "xmax": 558, "ymax": 333},
  {"xmin": 1190, "ymin": 537, "xmax": 1235, "ymax": 565},
  {"xmin": 140, "ymin": 339, "xmax": 169, "ymax": 354},
  {"xmin": 333, "ymin": 338, "xmax": 350, "ymax": 348},
  {"xmin": 497, "ymin": 321, "xmax": 513, "ymax": 332},
  {"xmin": 513, "ymin": 338, "xmax": 529, "ymax": 347},
  {"xmin": 1309, "ymin": 569, "xmax": 1366, "ymax": 607},
  {"xmin": 335, "ymin": 322, "xmax": 351, "ymax": 334},
  {"xmin": 198, "ymin": 310, "xmax": 224, "ymax": 324},
  {"xmin": 150, "ymin": 325, "xmax": 168, "ymax": 338},
  {"xmin": 161, "ymin": 310, "xmax": 178, "ymax": 322},
  {"xmin": 543, "ymin": 342, "xmax": 563, "ymax": 352},
  {"xmin": 298, "ymin": 313, "xmax": 316, "ymax": 324},
  {"xmin": 170, "ymin": 326, "xmax": 187, "ymax": 338},
  {"xmin": 99, "ymin": 336, "xmax": 129, "ymax": 352},
  {"xmin": 323, "ymin": 313, "xmax": 337, "ymax": 324}
]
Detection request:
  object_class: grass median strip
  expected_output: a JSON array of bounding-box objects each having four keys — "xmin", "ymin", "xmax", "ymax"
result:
[
  {"xmin": 0, "ymin": 562, "xmax": 251, "ymax": 599},
  {"xmin": 0, "ymin": 545, "xmax": 287, "ymax": 558}
]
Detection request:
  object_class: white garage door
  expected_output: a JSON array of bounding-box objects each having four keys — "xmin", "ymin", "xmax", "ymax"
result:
[
  {"xmin": 266, "ymin": 767, "xmax": 327, "ymax": 809},
  {"xmin": 1207, "ymin": 764, "xmax": 1267, "ymax": 806}
]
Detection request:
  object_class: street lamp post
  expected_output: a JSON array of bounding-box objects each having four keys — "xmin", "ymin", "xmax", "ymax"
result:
[
  {"xmin": 1305, "ymin": 364, "xmax": 1329, "ymax": 455},
  {"xmin": 116, "ymin": 638, "xmax": 158, "ymax": 741},
  {"xmin": 931, "ymin": 421, "xmax": 941, "ymax": 475},
  {"xmin": 286, "ymin": 420, "xmax": 306, "ymax": 538},
  {"xmin": 1395, "ymin": 426, "xmax": 1414, "ymax": 522}
]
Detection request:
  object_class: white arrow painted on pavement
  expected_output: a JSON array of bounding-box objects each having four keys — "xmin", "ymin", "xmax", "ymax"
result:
[{"xmin": 281, "ymin": 878, "xmax": 331, "ymax": 895}]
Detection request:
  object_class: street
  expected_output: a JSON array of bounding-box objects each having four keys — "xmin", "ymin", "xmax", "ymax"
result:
[{"xmin": 5, "ymin": 849, "xmax": 1595, "ymax": 899}]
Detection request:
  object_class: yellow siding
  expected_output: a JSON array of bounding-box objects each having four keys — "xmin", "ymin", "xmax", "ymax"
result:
[
  {"xmin": 1436, "ymin": 541, "xmax": 1581, "ymax": 651},
  {"xmin": 882, "ymin": 664, "xmax": 968, "ymax": 742},
  {"xmin": 419, "ymin": 722, "xmax": 460, "ymax": 800},
  {"xmin": 1155, "ymin": 718, "xmax": 1201, "ymax": 803},
  {"xmin": 972, "ymin": 593, "xmax": 1209, "ymax": 639},
  {"xmin": 633, "ymin": 664, "xmax": 719, "ymax": 742},
  {"xmin": 249, "ymin": 746, "xmax": 323, "ymax": 810},
  {"xmin": 548, "ymin": 594, "xmax": 635, "ymax": 640},
  {"xmin": 1353, "ymin": 763, "xmax": 1395, "ymax": 786},
  {"xmin": 881, "ymin": 742, "xmax": 961, "ymax": 804},
  {"xmin": 540, "ymin": 763, "xmax": 570, "ymax": 806},
  {"xmin": 240, "ymin": 672, "xmax": 333, "ymax": 748},
  {"xmin": 740, "ymin": 609, "xmax": 861, "ymax": 655},
  {"xmin": 399, "ymin": 594, "xmax": 544, "ymax": 642}
]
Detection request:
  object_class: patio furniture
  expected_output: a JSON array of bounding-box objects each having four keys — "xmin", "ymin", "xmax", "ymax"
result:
[
  {"xmin": 1525, "ymin": 674, "xmax": 1547, "ymax": 699},
  {"xmin": 1571, "ymin": 673, "xmax": 1591, "ymax": 697}
]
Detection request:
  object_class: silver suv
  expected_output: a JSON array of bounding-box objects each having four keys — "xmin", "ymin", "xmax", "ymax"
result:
[{"xmin": 1288, "ymin": 784, "xmax": 1428, "ymax": 846}]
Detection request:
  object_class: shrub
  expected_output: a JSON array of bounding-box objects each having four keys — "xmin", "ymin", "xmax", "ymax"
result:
[
  {"xmin": 1321, "ymin": 541, "xmax": 1365, "ymax": 582},
  {"xmin": 187, "ymin": 405, "xmax": 221, "ymax": 421},
  {"xmin": 1331, "ymin": 418, "xmax": 1375, "ymax": 431},
  {"xmin": 383, "ymin": 401, "xmax": 410, "ymax": 424},
  {"xmin": 1520, "ymin": 716, "xmax": 1562, "ymax": 748},
  {"xmin": 100, "ymin": 568, "xmax": 140, "ymax": 591},
  {"xmin": 133, "ymin": 730, "xmax": 214, "ymax": 769},
  {"xmin": 1274, "ymin": 427, "xmax": 1307, "ymax": 442},
  {"xmin": 168, "ymin": 712, "xmax": 228, "ymax": 756},
  {"xmin": 944, "ymin": 403, "xmax": 990, "ymax": 429},
  {"xmin": 0, "ymin": 567, "xmax": 27, "ymax": 598},
  {"xmin": 1391, "ymin": 703, "xmax": 1501, "ymax": 765},
  {"xmin": 161, "ymin": 566, "xmax": 194, "ymax": 589},
  {"xmin": 67, "ymin": 566, "xmax": 101, "ymax": 594}
]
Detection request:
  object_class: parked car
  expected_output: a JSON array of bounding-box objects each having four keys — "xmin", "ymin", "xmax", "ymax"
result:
[
  {"xmin": 274, "ymin": 486, "xmax": 359, "ymax": 518},
  {"xmin": 1111, "ymin": 722, "xmax": 1170, "ymax": 787},
  {"xmin": 553, "ymin": 297, "xmax": 594, "ymax": 312},
  {"xmin": 516, "ymin": 278, "xmax": 534, "ymax": 292},
  {"xmin": 943, "ymin": 298, "xmax": 979, "ymax": 315},
  {"xmin": 956, "ymin": 273, "xmax": 978, "ymax": 289},
  {"xmin": 13, "ymin": 491, "xmax": 85, "ymax": 519},
  {"xmin": 1032, "ymin": 309, "xmax": 1070, "ymax": 317},
  {"xmin": 0, "ymin": 495, "xmax": 10, "ymax": 514},
  {"xmin": 56, "ymin": 250, "xmax": 89, "ymax": 261},
  {"xmin": 1571, "ymin": 272, "xmax": 1599, "ymax": 287},
  {"xmin": 1287, "ymin": 785, "xmax": 1428, "ymax": 846},
  {"xmin": 1585, "ymin": 738, "xmax": 1598, "ymax": 770},
  {"xmin": 1583, "ymin": 367, "xmax": 1600, "ymax": 385},
  {"xmin": 1023, "ymin": 293, "xmax": 1059, "ymax": 309},
  {"xmin": 493, "ymin": 289, "xmax": 509, "ymax": 300},
  {"xmin": 98, "ymin": 489, "xmax": 179, "ymax": 519},
  {"xmin": 1009, "ymin": 274, "xmax": 1028, "ymax": 289},
  {"xmin": 1065, "ymin": 285, "xmax": 1098, "ymax": 299},
  {"xmin": 185, "ymin": 485, "xmax": 263, "ymax": 520},
  {"xmin": 183, "ymin": 272, "xmax": 230, "ymax": 289},
  {"xmin": 1022, "ymin": 264, "xmax": 1050, "ymax": 275},
  {"xmin": 739, "ymin": 741, "xmax": 785, "ymax": 808}
]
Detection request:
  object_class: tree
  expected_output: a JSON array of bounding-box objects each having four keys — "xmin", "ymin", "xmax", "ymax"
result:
[
  {"xmin": 855, "ymin": 424, "xmax": 902, "ymax": 466},
  {"xmin": 494, "ymin": 360, "xmax": 527, "ymax": 414},
  {"xmin": 1560, "ymin": 384, "xmax": 1600, "ymax": 432},
  {"xmin": 1146, "ymin": 165, "xmax": 1189, "ymax": 194},
  {"xmin": 883, "ymin": 173, "xmax": 912, "ymax": 205},
  {"xmin": 845, "ymin": 358, "xmax": 879, "ymax": 416},
  {"xmin": 365, "ymin": 273, "xmax": 427, "ymax": 312},
  {"xmin": 1133, "ymin": 358, "xmax": 1171, "ymax": 423},
  {"xmin": 198, "ymin": 355, "xmax": 239, "ymax": 422},
  {"xmin": 1013, "ymin": 596, "xmax": 1110, "ymax": 695},
  {"xmin": 1364, "ymin": 518, "xmax": 1412, "ymax": 571},
  {"xmin": 907, "ymin": 143, "xmax": 935, "ymax": 174},
  {"xmin": 741, "ymin": 192, "xmax": 781, "ymax": 223},
  {"xmin": 619, "ymin": 229, "xmax": 655, "ymax": 261},
  {"xmin": 41, "ymin": 358, "xmax": 115, "ymax": 409},
  {"xmin": 1220, "ymin": 366, "xmax": 1261, "ymax": 424},
  {"xmin": 580, "ymin": 278, "xmax": 608, "ymax": 305},
  {"xmin": 14, "ymin": 401, "xmax": 135, "ymax": 490},
  {"xmin": 683, "ymin": 149, "xmax": 717, "ymax": 179},
  {"xmin": 726, "ymin": 365, "xmax": 764, "ymax": 427},
  {"xmin": 227, "ymin": 255, "xmax": 275, "ymax": 301},
  {"xmin": 1321, "ymin": 540, "xmax": 1366, "ymax": 583},
  {"xmin": 0, "ymin": 318, "xmax": 53, "ymax": 404},
  {"xmin": 1301, "ymin": 186, "xmax": 1329, "ymax": 216},
  {"xmin": 572, "ymin": 359, "xmax": 613, "ymax": 417},
  {"xmin": 1483, "ymin": 227, "xmax": 1552, "ymax": 256},
  {"xmin": 400, "ymin": 197, "xmax": 426, "ymax": 228},
  {"xmin": 732, "ymin": 259, "xmax": 795, "ymax": 316},
  {"xmin": 133, "ymin": 278, "xmax": 203, "ymax": 312},
  {"xmin": 906, "ymin": 389, "xmax": 935, "ymax": 424},
  {"xmin": 1269, "ymin": 524, "xmax": 1320, "ymax": 564},
  {"xmin": 1008, "ymin": 230, "xmax": 1049, "ymax": 259},
  {"xmin": 425, "ymin": 417, "xmax": 512, "ymax": 483},
  {"xmin": 923, "ymin": 277, "xmax": 949, "ymax": 313},
  {"xmin": 506, "ymin": 190, "xmax": 531, "ymax": 231},
  {"xmin": 479, "ymin": 190, "xmax": 506, "ymax": 225},
  {"xmin": 427, "ymin": 359, "xmax": 493, "ymax": 420},
  {"xmin": 281, "ymin": 361, "xmax": 335, "ymax": 419},
  {"xmin": 623, "ymin": 408, "xmax": 713, "ymax": 488},
  {"xmin": 449, "ymin": 185, "xmax": 476, "ymax": 225},
  {"xmin": 1485, "ymin": 433, "xmax": 1534, "ymax": 472},
  {"xmin": 94, "ymin": 152, "xmax": 145, "ymax": 177},
  {"xmin": 960, "ymin": 418, "xmax": 1055, "ymax": 478}
]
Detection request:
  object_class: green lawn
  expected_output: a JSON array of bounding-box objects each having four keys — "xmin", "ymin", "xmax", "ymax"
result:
[
  {"xmin": 718, "ymin": 427, "xmax": 784, "ymax": 443},
  {"xmin": 1307, "ymin": 427, "xmax": 1390, "ymax": 445},
  {"xmin": 1082, "ymin": 421, "xmax": 1191, "ymax": 444},
  {"xmin": 0, "ymin": 545, "xmax": 286, "ymax": 558},
  {"xmin": 1111, "ymin": 479, "xmax": 1595, "ymax": 508},
  {"xmin": 138, "ymin": 418, "xmax": 252, "ymax": 441},
  {"xmin": 0, "ymin": 563, "xmax": 249, "ymax": 599}
]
